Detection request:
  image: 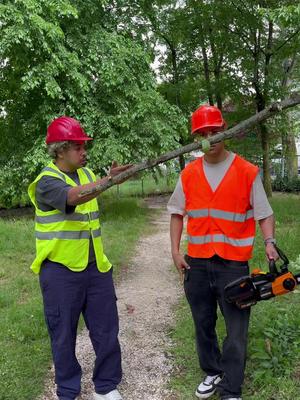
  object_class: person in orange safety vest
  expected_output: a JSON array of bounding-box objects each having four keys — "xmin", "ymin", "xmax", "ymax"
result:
[{"xmin": 167, "ymin": 105, "xmax": 279, "ymax": 400}]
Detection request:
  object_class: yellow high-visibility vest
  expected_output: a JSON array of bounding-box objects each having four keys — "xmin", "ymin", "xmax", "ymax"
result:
[{"xmin": 28, "ymin": 162, "xmax": 111, "ymax": 274}]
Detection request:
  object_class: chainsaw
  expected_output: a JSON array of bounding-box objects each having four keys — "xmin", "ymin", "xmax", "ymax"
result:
[{"xmin": 224, "ymin": 245, "xmax": 300, "ymax": 309}]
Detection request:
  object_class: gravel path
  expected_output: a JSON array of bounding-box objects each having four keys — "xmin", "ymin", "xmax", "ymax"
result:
[{"xmin": 39, "ymin": 196, "xmax": 182, "ymax": 400}]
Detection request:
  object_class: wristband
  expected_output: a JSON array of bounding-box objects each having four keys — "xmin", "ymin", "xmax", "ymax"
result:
[{"xmin": 264, "ymin": 238, "xmax": 276, "ymax": 245}]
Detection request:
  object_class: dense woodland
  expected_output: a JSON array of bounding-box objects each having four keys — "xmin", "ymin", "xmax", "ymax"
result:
[{"xmin": 1, "ymin": 0, "xmax": 300, "ymax": 206}]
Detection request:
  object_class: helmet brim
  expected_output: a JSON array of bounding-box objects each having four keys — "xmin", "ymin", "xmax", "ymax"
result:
[
  {"xmin": 191, "ymin": 122, "xmax": 227, "ymax": 135},
  {"xmin": 46, "ymin": 136, "xmax": 93, "ymax": 144},
  {"xmin": 69, "ymin": 136, "xmax": 93, "ymax": 142}
]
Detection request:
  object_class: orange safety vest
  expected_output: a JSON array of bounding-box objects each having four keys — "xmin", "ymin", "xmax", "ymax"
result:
[{"xmin": 181, "ymin": 155, "xmax": 259, "ymax": 261}]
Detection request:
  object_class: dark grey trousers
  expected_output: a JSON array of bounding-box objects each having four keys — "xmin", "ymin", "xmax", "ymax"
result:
[
  {"xmin": 39, "ymin": 261, "xmax": 122, "ymax": 400},
  {"xmin": 184, "ymin": 254, "xmax": 250, "ymax": 400}
]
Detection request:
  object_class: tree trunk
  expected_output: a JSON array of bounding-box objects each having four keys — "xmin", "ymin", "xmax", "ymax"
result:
[
  {"xmin": 259, "ymin": 122, "xmax": 273, "ymax": 197},
  {"xmin": 178, "ymin": 154, "xmax": 185, "ymax": 170},
  {"xmin": 281, "ymin": 55, "xmax": 298, "ymax": 180},
  {"xmin": 164, "ymin": 38, "xmax": 185, "ymax": 171},
  {"xmin": 283, "ymin": 129, "xmax": 298, "ymax": 179},
  {"xmin": 208, "ymin": 27, "xmax": 223, "ymax": 110},
  {"xmin": 201, "ymin": 45, "xmax": 214, "ymax": 105},
  {"xmin": 199, "ymin": 22, "xmax": 214, "ymax": 105},
  {"xmin": 254, "ymin": 31, "xmax": 273, "ymax": 198},
  {"xmin": 256, "ymin": 93, "xmax": 273, "ymax": 197}
]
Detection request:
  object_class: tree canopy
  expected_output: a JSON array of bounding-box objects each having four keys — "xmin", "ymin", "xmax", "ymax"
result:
[
  {"xmin": 0, "ymin": 0, "xmax": 185, "ymax": 206},
  {"xmin": 0, "ymin": 0, "xmax": 299, "ymax": 206}
]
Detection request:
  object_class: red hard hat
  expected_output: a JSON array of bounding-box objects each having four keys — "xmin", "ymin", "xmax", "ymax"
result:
[
  {"xmin": 46, "ymin": 116, "xmax": 93, "ymax": 144},
  {"xmin": 191, "ymin": 105, "xmax": 226, "ymax": 135}
]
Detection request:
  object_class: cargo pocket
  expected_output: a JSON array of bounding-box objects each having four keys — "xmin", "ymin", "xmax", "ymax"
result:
[{"xmin": 44, "ymin": 306, "xmax": 60, "ymax": 335}]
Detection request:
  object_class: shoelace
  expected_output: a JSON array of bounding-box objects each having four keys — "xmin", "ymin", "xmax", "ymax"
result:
[{"xmin": 204, "ymin": 375, "xmax": 219, "ymax": 385}]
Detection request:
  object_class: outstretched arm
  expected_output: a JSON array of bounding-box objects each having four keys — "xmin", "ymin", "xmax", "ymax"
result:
[{"xmin": 68, "ymin": 162, "xmax": 132, "ymax": 206}]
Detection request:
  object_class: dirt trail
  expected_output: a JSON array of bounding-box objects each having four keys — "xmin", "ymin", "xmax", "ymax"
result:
[{"xmin": 39, "ymin": 196, "xmax": 182, "ymax": 400}]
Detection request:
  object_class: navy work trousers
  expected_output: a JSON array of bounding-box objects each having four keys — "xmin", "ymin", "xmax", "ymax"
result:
[
  {"xmin": 184, "ymin": 255, "xmax": 250, "ymax": 400},
  {"xmin": 39, "ymin": 261, "xmax": 122, "ymax": 400}
]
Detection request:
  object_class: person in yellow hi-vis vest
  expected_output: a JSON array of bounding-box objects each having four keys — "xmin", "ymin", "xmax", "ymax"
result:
[{"xmin": 28, "ymin": 116, "xmax": 132, "ymax": 400}]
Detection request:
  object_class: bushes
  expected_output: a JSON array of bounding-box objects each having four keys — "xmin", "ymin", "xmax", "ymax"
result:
[{"xmin": 272, "ymin": 176, "xmax": 300, "ymax": 193}]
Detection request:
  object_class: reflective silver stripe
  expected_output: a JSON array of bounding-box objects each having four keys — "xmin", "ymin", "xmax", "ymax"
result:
[
  {"xmin": 187, "ymin": 234, "xmax": 254, "ymax": 247},
  {"xmin": 90, "ymin": 211, "xmax": 100, "ymax": 220},
  {"xmin": 187, "ymin": 209, "xmax": 209, "ymax": 218},
  {"xmin": 36, "ymin": 212, "xmax": 100, "ymax": 224},
  {"xmin": 210, "ymin": 209, "xmax": 254, "ymax": 222},
  {"xmin": 213, "ymin": 234, "xmax": 254, "ymax": 247},
  {"xmin": 187, "ymin": 235, "xmax": 211, "ymax": 244},
  {"xmin": 36, "ymin": 231, "xmax": 91, "ymax": 240},
  {"xmin": 92, "ymin": 229, "xmax": 102, "ymax": 238},
  {"xmin": 42, "ymin": 167, "xmax": 66, "ymax": 181},
  {"xmin": 36, "ymin": 213, "xmax": 88, "ymax": 223},
  {"xmin": 82, "ymin": 168, "xmax": 94, "ymax": 183},
  {"xmin": 187, "ymin": 208, "xmax": 254, "ymax": 222}
]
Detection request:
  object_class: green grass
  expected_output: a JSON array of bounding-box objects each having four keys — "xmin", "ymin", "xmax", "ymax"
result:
[
  {"xmin": 99, "ymin": 195, "xmax": 158, "ymax": 274},
  {"xmin": 0, "ymin": 196, "xmax": 153, "ymax": 400},
  {"xmin": 102, "ymin": 173, "xmax": 177, "ymax": 199},
  {"xmin": 0, "ymin": 172, "xmax": 177, "ymax": 209},
  {"xmin": 169, "ymin": 193, "xmax": 300, "ymax": 400}
]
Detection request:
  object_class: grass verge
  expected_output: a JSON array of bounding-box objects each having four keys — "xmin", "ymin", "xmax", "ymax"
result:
[
  {"xmin": 169, "ymin": 193, "xmax": 300, "ymax": 400},
  {"xmin": 0, "ymin": 196, "xmax": 153, "ymax": 400}
]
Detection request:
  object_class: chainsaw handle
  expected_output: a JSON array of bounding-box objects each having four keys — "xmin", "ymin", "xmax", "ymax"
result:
[
  {"xmin": 268, "ymin": 259, "xmax": 278, "ymax": 275},
  {"xmin": 268, "ymin": 245, "xmax": 289, "ymax": 275},
  {"xmin": 274, "ymin": 244, "xmax": 289, "ymax": 265}
]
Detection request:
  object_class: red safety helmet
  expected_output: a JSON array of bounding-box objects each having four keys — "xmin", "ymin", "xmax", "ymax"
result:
[
  {"xmin": 46, "ymin": 116, "xmax": 93, "ymax": 144},
  {"xmin": 191, "ymin": 105, "xmax": 226, "ymax": 135}
]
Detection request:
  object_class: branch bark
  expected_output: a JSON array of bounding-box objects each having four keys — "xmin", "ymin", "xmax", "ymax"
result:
[{"xmin": 80, "ymin": 93, "xmax": 300, "ymax": 196}]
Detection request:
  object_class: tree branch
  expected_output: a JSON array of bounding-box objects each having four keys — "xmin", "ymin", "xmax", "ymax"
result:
[
  {"xmin": 214, "ymin": 16, "xmax": 255, "ymax": 56},
  {"xmin": 79, "ymin": 93, "xmax": 300, "ymax": 196},
  {"xmin": 229, "ymin": 0, "xmax": 258, "ymax": 44},
  {"xmin": 274, "ymin": 28, "xmax": 300, "ymax": 54},
  {"xmin": 281, "ymin": 54, "xmax": 297, "ymax": 88}
]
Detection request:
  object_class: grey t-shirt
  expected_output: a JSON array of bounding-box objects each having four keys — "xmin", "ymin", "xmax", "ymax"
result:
[
  {"xmin": 36, "ymin": 171, "xmax": 96, "ymax": 264},
  {"xmin": 167, "ymin": 152, "xmax": 273, "ymax": 220}
]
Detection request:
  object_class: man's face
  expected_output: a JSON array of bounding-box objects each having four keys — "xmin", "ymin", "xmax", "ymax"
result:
[
  {"xmin": 200, "ymin": 129, "xmax": 225, "ymax": 156},
  {"xmin": 59, "ymin": 141, "xmax": 87, "ymax": 170}
]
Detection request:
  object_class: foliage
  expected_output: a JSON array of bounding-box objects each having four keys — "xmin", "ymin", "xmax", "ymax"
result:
[
  {"xmin": 272, "ymin": 176, "xmax": 300, "ymax": 192},
  {"xmin": 0, "ymin": 0, "xmax": 186, "ymax": 207},
  {"xmin": 0, "ymin": 137, "xmax": 50, "ymax": 208},
  {"xmin": 129, "ymin": 0, "xmax": 300, "ymax": 192},
  {"xmin": 1, "ymin": 0, "xmax": 300, "ymax": 206},
  {"xmin": 249, "ymin": 308, "xmax": 300, "ymax": 381}
]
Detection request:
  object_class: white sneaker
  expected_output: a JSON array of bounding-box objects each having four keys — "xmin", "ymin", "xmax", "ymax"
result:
[
  {"xmin": 195, "ymin": 374, "xmax": 222, "ymax": 398},
  {"xmin": 93, "ymin": 389, "xmax": 123, "ymax": 400}
]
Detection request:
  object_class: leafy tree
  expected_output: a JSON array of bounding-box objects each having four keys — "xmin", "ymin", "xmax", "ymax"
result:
[
  {"xmin": 0, "ymin": 0, "xmax": 185, "ymax": 207},
  {"xmin": 136, "ymin": 0, "xmax": 300, "ymax": 195},
  {"xmin": 220, "ymin": 0, "xmax": 300, "ymax": 195}
]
